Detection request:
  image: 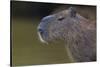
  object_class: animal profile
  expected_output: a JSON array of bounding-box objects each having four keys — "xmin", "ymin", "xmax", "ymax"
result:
[{"xmin": 37, "ymin": 7, "xmax": 96, "ymax": 62}]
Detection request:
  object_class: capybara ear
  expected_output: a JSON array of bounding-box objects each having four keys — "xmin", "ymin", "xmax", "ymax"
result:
[{"xmin": 68, "ymin": 7, "xmax": 76, "ymax": 17}]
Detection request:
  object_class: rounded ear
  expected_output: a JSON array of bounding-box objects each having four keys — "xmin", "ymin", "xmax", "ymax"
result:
[{"xmin": 68, "ymin": 7, "xmax": 76, "ymax": 17}]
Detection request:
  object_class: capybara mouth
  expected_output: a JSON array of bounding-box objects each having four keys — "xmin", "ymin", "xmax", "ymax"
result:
[{"xmin": 38, "ymin": 32, "xmax": 48, "ymax": 44}]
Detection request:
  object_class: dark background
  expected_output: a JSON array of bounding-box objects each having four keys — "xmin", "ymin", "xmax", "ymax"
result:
[{"xmin": 11, "ymin": 1, "xmax": 96, "ymax": 66}]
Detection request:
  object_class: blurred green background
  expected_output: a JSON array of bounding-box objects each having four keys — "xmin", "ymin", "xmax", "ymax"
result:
[{"xmin": 11, "ymin": 1, "xmax": 96, "ymax": 66}]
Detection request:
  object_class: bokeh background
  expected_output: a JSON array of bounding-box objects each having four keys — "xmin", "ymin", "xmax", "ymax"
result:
[{"xmin": 11, "ymin": 0, "xmax": 96, "ymax": 66}]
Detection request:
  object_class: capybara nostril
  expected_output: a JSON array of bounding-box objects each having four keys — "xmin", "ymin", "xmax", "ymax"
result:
[{"xmin": 38, "ymin": 28, "xmax": 44, "ymax": 34}]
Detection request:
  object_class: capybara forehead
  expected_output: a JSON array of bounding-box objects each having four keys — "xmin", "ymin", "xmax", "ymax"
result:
[{"xmin": 55, "ymin": 10, "xmax": 69, "ymax": 18}]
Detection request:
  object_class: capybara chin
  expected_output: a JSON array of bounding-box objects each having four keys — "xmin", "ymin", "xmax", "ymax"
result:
[{"xmin": 37, "ymin": 7, "xmax": 96, "ymax": 62}]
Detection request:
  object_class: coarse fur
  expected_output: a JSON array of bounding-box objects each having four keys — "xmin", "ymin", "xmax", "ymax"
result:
[{"xmin": 37, "ymin": 7, "xmax": 96, "ymax": 62}]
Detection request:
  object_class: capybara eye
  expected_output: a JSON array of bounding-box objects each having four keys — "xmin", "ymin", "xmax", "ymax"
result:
[{"xmin": 58, "ymin": 17, "xmax": 65, "ymax": 21}]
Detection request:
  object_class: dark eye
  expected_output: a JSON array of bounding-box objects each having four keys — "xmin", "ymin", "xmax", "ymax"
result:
[{"xmin": 58, "ymin": 17, "xmax": 65, "ymax": 21}]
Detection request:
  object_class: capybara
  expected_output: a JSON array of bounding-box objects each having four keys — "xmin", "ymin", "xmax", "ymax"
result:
[{"xmin": 37, "ymin": 7, "xmax": 96, "ymax": 62}]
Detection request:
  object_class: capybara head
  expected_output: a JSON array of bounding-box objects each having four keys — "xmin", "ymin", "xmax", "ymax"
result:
[{"xmin": 37, "ymin": 7, "xmax": 81, "ymax": 43}]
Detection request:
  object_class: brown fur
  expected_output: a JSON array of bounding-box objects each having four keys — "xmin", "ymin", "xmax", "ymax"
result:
[{"xmin": 38, "ymin": 7, "xmax": 96, "ymax": 62}]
